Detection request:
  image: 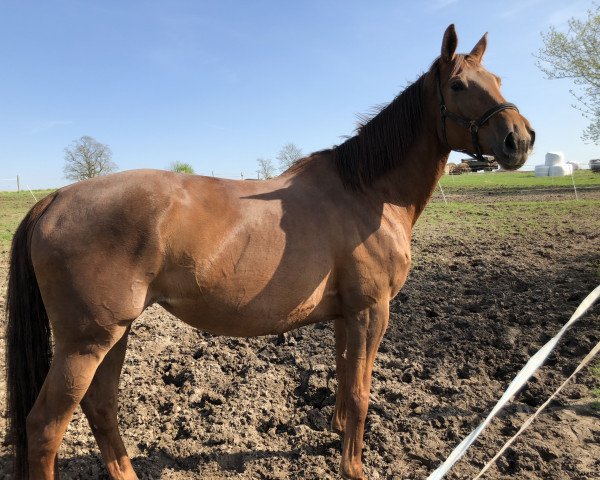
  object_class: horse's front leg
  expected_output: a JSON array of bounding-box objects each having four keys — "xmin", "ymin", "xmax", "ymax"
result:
[
  {"xmin": 338, "ymin": 302, "xmax": 389, "ymax": 480},
  {"xmin": 332, "ymin": 317, "xmax": 348, "ymax": 434}
]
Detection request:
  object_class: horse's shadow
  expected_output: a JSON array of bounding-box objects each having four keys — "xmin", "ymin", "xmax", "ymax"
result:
[
  {"xmin": 130, "ymin": 446, "xmax": 303, "ymax": 477},
  {"xmin": 0, "ymin": 439, "xmax": 341, "ymax": 479}
]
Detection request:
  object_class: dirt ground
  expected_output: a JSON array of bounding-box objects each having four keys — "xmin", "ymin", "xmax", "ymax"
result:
[{"xmin": 1, "ymin": 190, "xmax": 599, "ymax": 479}]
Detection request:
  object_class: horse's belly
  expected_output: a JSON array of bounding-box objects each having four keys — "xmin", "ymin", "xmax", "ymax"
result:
[
  {"xmin": 162, "ymin": 290, "xmax": 339, "ymax": 337},
  {"xmin": 153, "ymin": 202, "xmax": 340, "ymax": 336},
  {"xmin": 156, "ymin": 266, "xmax": 340, "ymax": 337}
]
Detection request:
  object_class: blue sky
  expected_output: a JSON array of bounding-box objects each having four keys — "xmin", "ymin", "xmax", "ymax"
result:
[{"xmin": 0, "ymin": 0, "xmax": 597, "ymax": 189}]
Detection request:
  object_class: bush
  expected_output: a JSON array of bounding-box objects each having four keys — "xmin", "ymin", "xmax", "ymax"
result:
[{"xmin": 170, "ymin": 161, "xmax": 195, "ymax": 174}]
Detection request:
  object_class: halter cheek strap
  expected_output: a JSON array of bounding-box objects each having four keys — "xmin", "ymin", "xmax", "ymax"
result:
[{"xmin": 436, "ymin": 66, "xmax": 519, "ymax": 162}]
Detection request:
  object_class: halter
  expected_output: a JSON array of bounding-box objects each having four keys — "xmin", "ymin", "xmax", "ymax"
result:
[{"xmin": 436, "ymin": 66, "xmax": 519, "ymax": 162}]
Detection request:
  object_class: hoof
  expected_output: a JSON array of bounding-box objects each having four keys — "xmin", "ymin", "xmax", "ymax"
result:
[
  {"xmin": 340, "ymin": 470, "xmax": 366, "ymax": 480},
  {"xmin": 340, "ymin": 463, "xmax": 365, "ymax": 480}
]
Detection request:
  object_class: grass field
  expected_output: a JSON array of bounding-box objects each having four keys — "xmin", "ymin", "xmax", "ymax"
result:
[
  {"xmin": 420, "ymin": 198, "xmax": 600, "ymax": 240},
  {"xmin": 439, "ymin": 169, "xmax": 600, "ymax": 190},
  {"xmin": 0, "ymin": 190, "xmax": 54, "ymax": 254}
]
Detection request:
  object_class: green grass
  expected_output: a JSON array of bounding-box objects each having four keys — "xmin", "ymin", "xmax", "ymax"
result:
[
  {"xmin": 0, "ymin": 190, "xmax": 54, "ymax": 253},
  {"xmin": 439, "ymin": 169, "xmax": 600, "ymax": 190},
  {"xmin": 419, "ymin": 198, "xmax": 600, "ymax": 240}
]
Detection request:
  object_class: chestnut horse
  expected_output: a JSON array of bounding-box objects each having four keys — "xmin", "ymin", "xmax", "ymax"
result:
[{"xmin": 5, "ymin": 25, "xmax": 534, "ymax": 479}]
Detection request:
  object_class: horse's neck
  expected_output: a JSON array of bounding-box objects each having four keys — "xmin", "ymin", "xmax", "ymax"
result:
[{"xmin": 367, "ymin": 117, "xmax": 449, "ymax": 226}]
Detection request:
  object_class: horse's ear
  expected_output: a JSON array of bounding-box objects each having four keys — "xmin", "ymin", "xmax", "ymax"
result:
[
  {"xmin": 469, "ymin": 33, "xmax": 488, "ymax": 63},
  {"xmin": 441, "ymin": 24, "xmax": 458, "ymax": 63}
]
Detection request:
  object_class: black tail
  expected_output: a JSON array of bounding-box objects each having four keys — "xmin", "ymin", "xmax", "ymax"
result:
[{"xmin": 5, "ymin": 192, "xmax": 57, "ymax": 479}]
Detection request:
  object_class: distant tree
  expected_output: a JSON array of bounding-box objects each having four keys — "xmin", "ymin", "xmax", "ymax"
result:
[
  {"xmin": 536, "ymin": 3, "xmax": 600, "ymax": 143},
  {"xmin": 63, "ymin": 136, "xmax": 116, "ymax": 181},
  {"xmin": 276, "ymin": 143, "xmax": 303, "ymax": 172},
  {"xmin": 256, "ymin": 158, "xmax": 276, "ymax": 179},
  {"xmin": 170, "ymin": 161, "xmax": 195, "ymax": 174}
]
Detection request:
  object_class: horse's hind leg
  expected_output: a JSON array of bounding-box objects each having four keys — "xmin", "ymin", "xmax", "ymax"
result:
[
  {"xmin": 26, "ymin": 324, "xmax": 129, "ymax": 479},
  {"xmin": 80, "ymin": 326, "xmax": 137, "ymax": 480}
]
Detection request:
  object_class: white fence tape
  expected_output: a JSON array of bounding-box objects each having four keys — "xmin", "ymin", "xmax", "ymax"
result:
[
  {"xmin": 474, "ymin": 336, "xmax": 600, "ymax": 478},
  {"xmin": 27, "ymin": 186, "xmax": 37, "ymax": 202},
  {"xmin": 427, "ymin": 284, "xmax": 600, "ymax": 480}
]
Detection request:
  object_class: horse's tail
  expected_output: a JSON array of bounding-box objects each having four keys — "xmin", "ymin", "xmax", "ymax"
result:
[{"xmin": 5, "ymin": 191, "xmax": 57, "ymax": 479}]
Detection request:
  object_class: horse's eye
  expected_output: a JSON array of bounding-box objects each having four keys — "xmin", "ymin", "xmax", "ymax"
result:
[{"xmin": 451, "ymin": 81, "xmax": 466, "ymax": 92}]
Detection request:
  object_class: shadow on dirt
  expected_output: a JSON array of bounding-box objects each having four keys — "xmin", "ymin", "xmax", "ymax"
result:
[{"xmin": 0, "ymin": 438, "xmax": 346, "ymax": 478}]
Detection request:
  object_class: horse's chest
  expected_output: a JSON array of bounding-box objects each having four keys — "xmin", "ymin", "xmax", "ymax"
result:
[{"xmin": 348, "ymin": 231, "xmax": 412, "ymax": 300}]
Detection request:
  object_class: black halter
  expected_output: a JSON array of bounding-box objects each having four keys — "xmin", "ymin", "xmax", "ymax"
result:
[{"xmin": 436, "ymin": 66, "xmax": 519, "ymax": 162}]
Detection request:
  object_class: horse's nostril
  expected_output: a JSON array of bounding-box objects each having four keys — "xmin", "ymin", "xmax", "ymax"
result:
[
  {"xmin": 504, "ymin": 131, "xmax": 517, "ymax": 152},
  {"xmin": 529, "ymin": 129, "xmax": 536, "ymax": 148}
]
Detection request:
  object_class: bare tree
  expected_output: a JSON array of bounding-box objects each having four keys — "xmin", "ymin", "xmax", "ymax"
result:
[
  {"xmin": 63, "ymin": 136, "xmax": 117, "ymax": 181},
  {"xmin": 169, "ymin": 161, "xmax": 195, "ymax": 174},
  {"xmin": 256, "ymin": 158, "xmax": 276, "ymax": 179},
  {"xmin": 276, "ymin": 143, "xmax": 303, "ymax": 172}
]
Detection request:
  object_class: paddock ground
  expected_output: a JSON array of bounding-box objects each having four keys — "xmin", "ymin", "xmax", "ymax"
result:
[{"xmin": 0, "ymin": 179, "xmax": 599, "ymax": 479}]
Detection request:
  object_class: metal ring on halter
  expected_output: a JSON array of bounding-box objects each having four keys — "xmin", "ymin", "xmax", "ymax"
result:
[{"xmin": 436, "ymin": 65, "xmax": 519, "ymax": 162}]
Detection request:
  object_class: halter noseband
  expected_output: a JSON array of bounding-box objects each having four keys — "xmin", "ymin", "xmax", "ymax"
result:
[{"xmin": 436, "ymin": 66, "xmax": 519, "ymax": 162}]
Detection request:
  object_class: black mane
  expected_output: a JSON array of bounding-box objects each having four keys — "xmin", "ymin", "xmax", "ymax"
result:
[{"xmin": 333, "ymin": 73, "xmax": 427, "ymax": 189}]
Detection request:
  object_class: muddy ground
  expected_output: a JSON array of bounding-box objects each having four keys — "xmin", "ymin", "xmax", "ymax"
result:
[{"xmin": 1, "ymin": 189, "xmax": 599, "ymax": 479}]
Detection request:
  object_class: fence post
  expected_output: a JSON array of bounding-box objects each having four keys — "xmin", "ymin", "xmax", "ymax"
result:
[{"xmin": 17, "ymin": 175, "xmax": 20, "ymax": 193}]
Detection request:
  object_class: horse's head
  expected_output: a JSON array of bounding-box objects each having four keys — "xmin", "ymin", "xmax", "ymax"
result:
[{"xmin": 435, "ymin": 25, "xmax": 535, "ymax": 170}]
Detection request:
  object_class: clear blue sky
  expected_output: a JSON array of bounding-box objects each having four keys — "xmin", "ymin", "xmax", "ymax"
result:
[{"xmin": 0, "ymin": 0, "xmax": 597, "ymax": 189}]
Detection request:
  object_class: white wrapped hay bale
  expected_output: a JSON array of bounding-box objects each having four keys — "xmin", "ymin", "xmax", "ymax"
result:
[
  {"xmin": 567, "ymin": 161, "xmax": 580, "ymax": 171},
  {"xmin": 534, "ymin": 165, "xmax": 550, "ymax": 177},
  {"xmin": 545, "ymin": 152, "xmax": 564, "ymax": 166},
  {"xmin": 549, "ymin": 164, "xmax": 573, "ymax": 176}
]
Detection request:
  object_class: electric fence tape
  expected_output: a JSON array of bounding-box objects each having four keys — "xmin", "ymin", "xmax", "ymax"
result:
[{"xmin": 426, "ymin": 284, "xmax": 600, "ymax": 480}]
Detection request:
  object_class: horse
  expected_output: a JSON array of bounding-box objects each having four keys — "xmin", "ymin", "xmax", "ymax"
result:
[{"xmin": 5, "ymin": 25, "xmax": 534, "ymax": 479}]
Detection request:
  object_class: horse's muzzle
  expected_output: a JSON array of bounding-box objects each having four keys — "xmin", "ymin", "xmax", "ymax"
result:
[{"xmin": 494, "ymin": 127, "xmax": 535, "ymax": 170}]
